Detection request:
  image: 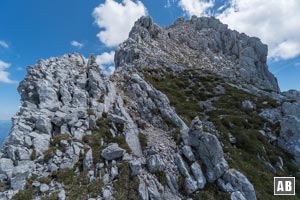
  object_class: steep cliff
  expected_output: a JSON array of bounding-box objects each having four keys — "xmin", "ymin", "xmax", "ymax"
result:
[{"xmin": 0, "ymin": 16, "xmax": 299, "ymax": 200}]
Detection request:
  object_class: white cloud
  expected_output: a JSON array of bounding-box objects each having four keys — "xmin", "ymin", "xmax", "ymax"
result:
[
  {"xmin": 179, "ymin": 0, "xmax": 214, "ymax": 17},
  {"xmin": 93, "ymin": 0, "xmax": 147, "ymax": 47},
  {"xmin": 71, "ymin": 40, "xmax": 84, "ymax": 48},
  {"xmin": 96, "ymin": 51, "xmax": 115, "ymax": 74},
  {"xmin": 179, "ymin": 0, "xmax": 300, "ymax": 60},
  {"xmin": 0, "ymin": 41, "xmax": 9, "ymax": 48},
  {"xmin": 0, "ymin": 60, "xmax": 15, "ymax": 83},
  {"xmin": 217, "ymin": 0, "xmax": 300, "ymax": 60}
]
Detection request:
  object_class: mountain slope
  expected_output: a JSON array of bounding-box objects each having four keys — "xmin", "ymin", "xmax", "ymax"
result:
[{"xmin": 0, "ymin": 16, "xmax": 299, "ymax": 200}]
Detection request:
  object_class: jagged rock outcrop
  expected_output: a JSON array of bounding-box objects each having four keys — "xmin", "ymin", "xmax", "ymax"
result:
[
  {"xmin": 1, "ymin": 15, "xmax": 299, "ymax": 200},
  {"xmin": 115, "ymin": 16, "xmax": 279, "ymax": 92}
]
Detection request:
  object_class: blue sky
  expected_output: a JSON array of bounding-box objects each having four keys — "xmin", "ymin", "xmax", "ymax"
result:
[{"xmin": 0, "ymin": 0, "xmax": 299, "ymax": 120}]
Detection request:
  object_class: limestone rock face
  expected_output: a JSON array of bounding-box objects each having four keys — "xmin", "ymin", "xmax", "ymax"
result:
[
  {"xmin": 115, "ymin": 16, "xmax": 279, "ymax": 92},
  {"xmin": 279, "ymin": 116, "xmax": 300, "ymax": 165},
  {"xmin": 186, "ymin": 117, "xmax": 229, "ymax": 183}
]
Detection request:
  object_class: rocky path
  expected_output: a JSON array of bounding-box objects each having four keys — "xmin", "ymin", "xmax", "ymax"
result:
[{"xmin": 142, "ymin": 125, "xmax": 178, "ymax": 175}]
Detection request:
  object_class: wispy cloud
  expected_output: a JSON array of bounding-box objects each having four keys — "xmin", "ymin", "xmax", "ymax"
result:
[
  {"xmin": 93, "ymin": 0, "xmax": 147, "ymax": 47},
  {"xmin": 295, "ymin": 62, "xmax": 300, "ymax": 66},
  {"xmin": 70, "ymin": 40, "xmax": 84, "ymax": 48},
  {"xmin": 0, "ymin": 40, "xmax": 9, "ymax": 48},
  {"xmin": 0, "ymin": 60, "xmax": 16, "ymax": 83}
]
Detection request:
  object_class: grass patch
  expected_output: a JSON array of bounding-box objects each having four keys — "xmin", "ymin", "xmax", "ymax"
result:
[
  {"xmin": 83, "ymin": 117, "xmax": 130, "ymax": 164},
  {"xmin": 143, "ymin": 68, "xmax": 300, "ymax": 199},
  {"xmin": 114, "ymin": 162, "xmax": 140, "ymax": 200},
  {"xmin": 139, "ymin": 133, "xmax": 148, "ymax": 152},
  {"xmin": 154, "ymin": 171, "xmax": 167, "ymax": 186}
]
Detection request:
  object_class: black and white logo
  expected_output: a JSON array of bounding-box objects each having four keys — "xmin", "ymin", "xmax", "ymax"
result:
[{"xmin": 274, "ymin": 177, "xmax": 295, "ymax": 195}]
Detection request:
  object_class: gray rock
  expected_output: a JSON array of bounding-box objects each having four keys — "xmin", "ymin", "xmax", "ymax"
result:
[
  {"xmin": 102, "ymin": 188, "xmax": 113, "ymax": 200},
  {"xmin": 218, "ymin": 169, "xmax": 256, "ymax": 200},
  {"xmin": 242, "ymin": 100, "xmax": 256, "ymax": 110},
  {"xmin": 182, "ymin": 145, "xmax": 195, "ymax": 162},
  {"xmin": 101, "ymin": 143, "xmax": 125, "ymax": 161},
  {"xmin": 231, "ymin": 191, "xmax": 246, "ymax": 200},
  {"xmin": 184, "ymin": 176, "xmax": 198, "ymax": 194},
  {"xmin": 191, "ymin": 162, "xmax": 206, "ymax": 189},
  {"xmin": 129, "ymin": 160, "xmax": 142, "ymax": 176},
  {"xmin": 188, "ymin": 117, "xmax": 228, "ymax": 182},
  {"xmin": 146, "ymin": 154, "xmax": 164, "ymax": 173},
  {"xmin": 259, "ymin": 108, "xmax": 282, "ymax": 123},
  {"xmin": 278, "ymin": 116, "xmax": 300, "ymax": 165},
  {"xmin": 0, "ymin": 158, "xmax": 14, "ymax": 177},
  {"xmin": 282, "ymin": 90, "xmax": 300, "ymax": 101},
  {"xmin": 58, "ymin": 189, "xmax": 66, "ymax": 200},
  {"xmin": 116, "ymin": 96, "xmax": 143, "ymax": 157},
  {"xmin": 40, "ymin": 183, "xmax": 50, "ymax": 193},
  {"xmin": 32, "ymin": 181, "xmax": 41, "ymax": 187},
  {"xmin": 116, "ymin": 16, "xmax": 279, "ymax": 91},
  {"xmin": 83, "ymin": 149, "xmax": 93, "ymax": 171},
  {"xmin": 10, "ymin": 174, "xmax": 27, "ymax": 190},
  {"xmin": 35, "ymin": 116, "xmax": 52, "ymax": 135},
  {"xmin": 139, "ymin": 179, "xmax": 149, "ymax": 200},
  {"xmin": 148, "ymin": 179, "xmax": 161, "ymax": 200},
  {"xmin": 282, "ymin": 102, "xmax": 300, "ymax": 118},
  {"xmin": 111, "ymin": 164, "xmax": 118, "ymax": 180},
  {"xmin": 175, "ymin": 154, "xmax": 190, "ymax": 177}
]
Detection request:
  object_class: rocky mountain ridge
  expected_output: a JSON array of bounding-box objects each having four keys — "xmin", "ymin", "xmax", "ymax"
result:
[{"xmin": 0, "ymin": 16, "xmax": 299, "ymax": 200}]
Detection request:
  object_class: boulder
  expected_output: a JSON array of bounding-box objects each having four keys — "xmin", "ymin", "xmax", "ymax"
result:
[
  {"xmin": 146, "ymin": 154, "xmax": 164, "ymax": 173},
  {"xmin": 278, "ymin": 116, "xmax": 300, "ymax": 165},
  {"xmin": 175, "ymin": 154, "xmax": 190, "ymax": 177},
  {"xmin": 184, "ymin": 176, "xmax": 198, "ymax": 194},
  {"xmin": 101, "ymin": 143, "xmax": 125, "ymax": 161},
  {"xmin": 83, "ymin": 149, "xmax": 93, "ymax": 171},
  {"xmin": 40, "ymin": 184, "xmax": 50, "ymax": 193},
  {"xmin": 217, "ymin": 169, "xmax": 256, "ymax": 200},
  {"xmin": 139, "ymin": 179, "xmax": 149, "ymax": 200},
  {"xmin": 191, "ymin": 162, "xmax": 206, "ymax": 189},
  {"xmin": 242, "ymin": 100, "xmax": 256, "ymax": 110},
  {"xmin": 129, "ymin": 160, "xmax": 142, "ymax": 176}
]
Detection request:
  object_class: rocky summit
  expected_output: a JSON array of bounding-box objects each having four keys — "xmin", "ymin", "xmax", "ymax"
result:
[{"xmin": 0, "ymin": 16, "xmax": 299, "ymax": 200}]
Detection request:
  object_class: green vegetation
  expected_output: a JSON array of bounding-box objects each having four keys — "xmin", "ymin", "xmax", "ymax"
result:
[
  {"xmin": 51, "ymin": 169, "xmax": 102, "ymax": 199},
  {"xmin": 12, "ymin": 176, "xmax": 37, "ymax": 200},
  {"xmin": 192, "ymin": 183, "xmax": 230, "ymax": 200},
  {"xmin": 154, "ymin": 171, "xmax": 167, "ymax": 186},
  {"xmin": 83, "ymin": 117, "xmax": 130, "ymax": 164},
  {"xmin": 87, "ymin": 109, "xmax": 96, "ymax": 116},
  {"xmin": 139, "ymin": 133, "xmax": 148, "ymax": 152},
  {"xmin": 0, "ymin": 182, "xmax": 5, "ymax": 192},
  {"xmin": 144, "ymin": 68, "xmax": 300, "ymax": 199},
  {"xmin": 114, "ymin": 162, "xmax": 140, "ymax": 200},
  {"xmin": 44, "ymin": 133, "xmax": 72, "ymax": 162}
]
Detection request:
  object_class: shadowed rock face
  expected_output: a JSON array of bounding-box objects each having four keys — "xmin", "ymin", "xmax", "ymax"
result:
[{"xmin": 115, "ymin": 16, "xmax": 279, "ymax": 92}]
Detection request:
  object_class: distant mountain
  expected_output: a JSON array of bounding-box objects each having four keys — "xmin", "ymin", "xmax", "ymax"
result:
[{"xmin": 0, "ymin": 120, "xmax": 11, "ymax": 146}]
